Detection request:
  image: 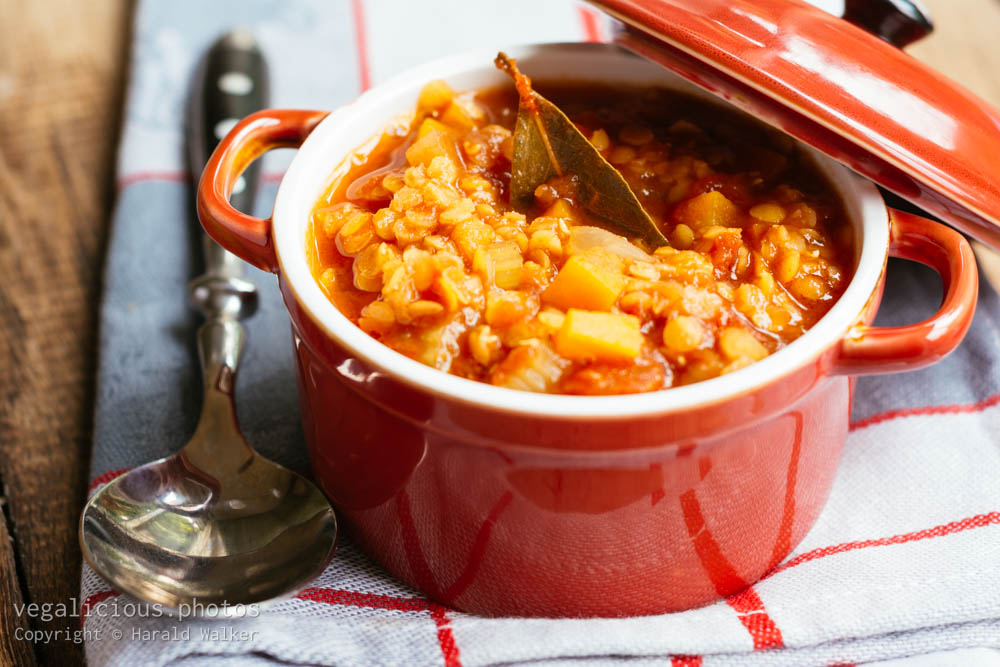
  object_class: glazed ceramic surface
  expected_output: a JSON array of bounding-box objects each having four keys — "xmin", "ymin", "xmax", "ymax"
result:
[
  {"xmin": 592, "ymin": 0, "xmax": 1000, "ymax": 250},
  {"xmin": 198, "ymin": 43, "xmax": 977, "ymax": 616}
]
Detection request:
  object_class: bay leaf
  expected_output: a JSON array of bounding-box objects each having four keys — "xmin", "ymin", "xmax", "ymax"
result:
[{"xmin": 494, "ymin": 53, "xmax": 669, "ymax": 247}]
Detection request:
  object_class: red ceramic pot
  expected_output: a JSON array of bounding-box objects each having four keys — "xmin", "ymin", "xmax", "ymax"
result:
[{"xmin": 198, "ymin": 44, "xmax": 977, "ymax": 617}]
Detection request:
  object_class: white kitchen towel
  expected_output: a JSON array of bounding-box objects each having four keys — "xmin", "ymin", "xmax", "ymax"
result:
[{"xmin": 83, "ymin": 1, "xmax": 1000, "ymax": 665}]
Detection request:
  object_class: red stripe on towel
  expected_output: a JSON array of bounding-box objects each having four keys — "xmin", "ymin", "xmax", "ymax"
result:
[
  {"xmin": 87, "ymin": 468, "xmax": 129, "ymax": 493},
  {"xmin": 90, "ymin": 581, "xmax": 460, "ymax": 666},
  {"xmin": 725, "ymin": 586, "xmax": 785, "ymax": 650},
  {"xmin": 578, "ymin": 6, "xmax": 605, "ymax": 42},
  {"xmin": 680, "ymin": 489, "xmax": 785, "ymax": 650},
  {"xmin": 772, "ymin": 511, "xmax": 1000, "ymax": 575},
  {"xmin": 81, "ymin": 590, "xmax": 120, "ymax": 626},
  {"xmin": 350, "ymin": 0, "xmax": 372, "ymax": 91},
  {"xmin": 296, "ymin": 587, "xmax": 431, "ymax": 612},
  {"xmin": 671, "ymin": 656, "xmax": 703, "ymax": 667},
  {"xmin": 680, "ymin": 489, "xmax": 748, "ymax": 594},
  {"xmin": 850, "ymin": 392, "xmax": 1000, "ymax": 431},
  {"xmin": 116, "ymin": 171, "xmax": 188, "ymax": 190},
  {"xmin": 297, "ymin": 588, "xmax": 462, "ymax": 666},
  {"xmin": 429, "ymin": 603, "xmax": 463, "ymax": 667}
]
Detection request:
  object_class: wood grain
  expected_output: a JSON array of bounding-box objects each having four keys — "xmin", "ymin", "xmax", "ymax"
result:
[
  {"xmin": 0, "ymin": 1, "xmax": 997, "ymax": 666},
  {"xmin": 0, "ymin": 1, "xmax": 131, "ymax": 664},
  {"xmin": 0, "ymin": 508, "xmax": 35, "ymax": 666}
]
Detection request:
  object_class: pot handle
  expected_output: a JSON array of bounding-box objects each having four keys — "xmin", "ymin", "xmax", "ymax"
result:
[
  {"xmin": 833, "ymin": 208, "xmax": 978, "ymax": 375},
  {"xmin": 197, "ymin": 109, "xmax": 330, "ymax": 272}
]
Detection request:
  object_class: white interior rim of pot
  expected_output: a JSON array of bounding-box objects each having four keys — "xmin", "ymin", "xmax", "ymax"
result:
[{"xmin": 272, "ymin": 42, "xmax": 889, "ymax": 419}]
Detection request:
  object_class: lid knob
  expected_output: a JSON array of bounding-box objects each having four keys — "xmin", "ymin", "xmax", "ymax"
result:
[{"xmin": 840, "ymin": 0, "xmax": 933, "ymax": 48}]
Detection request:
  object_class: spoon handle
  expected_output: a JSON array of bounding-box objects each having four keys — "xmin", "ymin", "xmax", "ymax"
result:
[
  {"xmin": 188, "ymin": 31, "xmax": 269, "ymax": 320},
  {"xmin": 188, "ymin": 29, "xmax": 269, "ymax": 281},
  {"xmin": 187, "ymin": 31, "xmax": 268, "ymax": 408}
]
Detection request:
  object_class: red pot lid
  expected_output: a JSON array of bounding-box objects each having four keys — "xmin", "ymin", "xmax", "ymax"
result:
[{"xmin": 589, "ymin": 0, "xmax": 1000, "ymax": 250}]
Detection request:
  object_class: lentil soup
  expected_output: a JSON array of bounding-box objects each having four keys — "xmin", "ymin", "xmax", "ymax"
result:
[{"xmin": 306, "ymin": 78, "xmax": 853, "ymax": 395}]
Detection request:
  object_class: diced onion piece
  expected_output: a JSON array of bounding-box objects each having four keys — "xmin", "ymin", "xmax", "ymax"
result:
[
  {"xmin": 490, "ymin": 340, "xmax": 567, "ymax": 393},
  {"xmin": 413, "ymin": 315, "xmax": 468, "ymax": 371},
  {"xmin": 486, "ymin": 240, "xmax": 524, "ymax": 289},
  {"xmin": 567, "ymin": 226, "xmax": 652, "ymax": 262}
]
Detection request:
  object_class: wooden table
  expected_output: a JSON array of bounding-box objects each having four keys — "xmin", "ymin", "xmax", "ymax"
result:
[{"xmin": 0, "ymin": 1, "xmax": 998, "ymax": 664}]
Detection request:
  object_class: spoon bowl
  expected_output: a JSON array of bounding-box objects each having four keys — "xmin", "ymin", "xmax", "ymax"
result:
[
  {"xmin": 81, "ymin": 449, "xmax": 336, "ymax": 609},
  {"xmin": 80, "ymin": 315, "xmax": 338, "ymax": 610}
]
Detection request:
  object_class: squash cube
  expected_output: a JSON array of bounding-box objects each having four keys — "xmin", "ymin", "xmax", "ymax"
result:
[
  {"xmin": 418, "ymin": 117, "xmax": 459, "ymax": 139},
  {"xmin": 544, "ymin": 199, "xmax": 576, "ymax": 220},
  {"xmin": 417, "ymin": 80, "xmax": 455, "ymax": 113},
  {"xmin": 542, "ymin": 249, "xmax": 624, "ymax": 311},
  {"xmin": 675, "ymin": 190, "xmax": 741, "ymax": 229},
  {"xmin": 405, "ymin": 129, "xmax": 459, "ymax": 167},
  {"xmin": 555, "ymin": 309, "xmax": 643, "ymax": 362}
]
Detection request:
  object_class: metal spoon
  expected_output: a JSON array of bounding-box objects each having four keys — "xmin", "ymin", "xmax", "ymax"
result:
[{"xmin": 79, "ymin": 31, "xmax": 337, "ymax": 610}]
